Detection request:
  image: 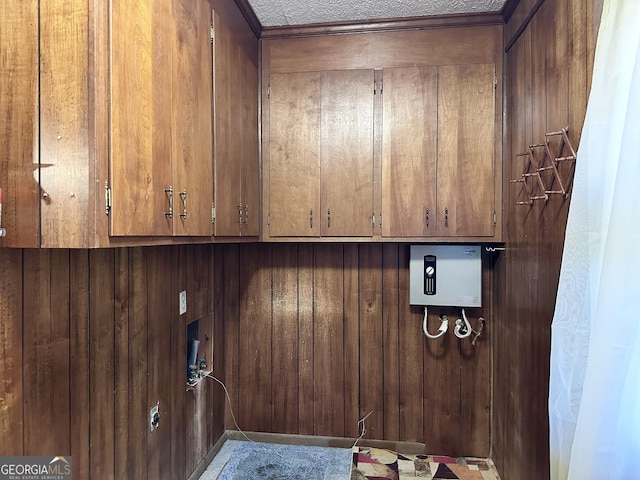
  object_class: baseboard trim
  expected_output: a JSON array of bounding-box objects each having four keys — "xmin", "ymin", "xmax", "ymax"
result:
[
  {"xmin": 187, "ymin": 431, "xmax": 229, "ymax": 480},
  {"xmin": 225, "ymin": 430, "xmax": 426, "ymax": 455}
]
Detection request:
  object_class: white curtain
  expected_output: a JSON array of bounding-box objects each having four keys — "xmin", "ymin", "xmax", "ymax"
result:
[{"xmin": 549, "ymin": 1, "xmax": 640, "ymax": 479}]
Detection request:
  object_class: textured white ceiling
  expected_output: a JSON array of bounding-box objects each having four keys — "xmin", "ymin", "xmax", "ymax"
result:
[{"xmin": 247, "ymin": 0, "xmax": 507, "ymax": 27}]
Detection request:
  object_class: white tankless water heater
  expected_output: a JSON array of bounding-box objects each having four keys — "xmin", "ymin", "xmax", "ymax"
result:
[{"xmin": 409, "ymin": 245, "xmax": 482, "ymax": 307}]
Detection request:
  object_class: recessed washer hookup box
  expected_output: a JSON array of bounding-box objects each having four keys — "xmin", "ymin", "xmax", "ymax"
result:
[{"xmin": 409, "ymin": 245, "xmax": 482, "ymax": 308}]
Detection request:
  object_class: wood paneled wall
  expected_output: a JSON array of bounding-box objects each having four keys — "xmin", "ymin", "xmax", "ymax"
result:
[
  {"xmin": 221, "ymin": 243, "xmax": 492, "ymax": 457},
  {"xmin": 0, "ymin": 245, "xmax": 224, "ymax": 480},
  {"xmin": 494, "ymin": 0, "xmax": 599, "ymax": 478}
]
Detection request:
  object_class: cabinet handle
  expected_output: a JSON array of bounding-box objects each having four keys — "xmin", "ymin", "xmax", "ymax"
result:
[
  {"xmin": 310, "ymin": 209, "xmax": 313, "ymax": 228},
  {"xmin": 244, "ymin": 204, "xmax": 249, "ymax": 225},
  {"xmin": 425, "ymin": 208, "xmax": 430, "ymax": 228},
  {"xmin": 327, "ymin": 208, "xmax": 331, "ymax": 228},
  {"xmin": 444, "ymin": 207, "xmax": 449, "ymax": 228},
  {"xmin": 237, "ymin": 204, "xmax": 243, "ymax": 224},
  {"xmin": 164, "ymin": 186, "xmax": 173, "ymax": 218},
  {"xmin": 0, "ymin": 187, "xmax": 5, "ymax": 237},
  {"xmin": 179, "ymin": 189, "xmax": 187, "ymax": 219}
]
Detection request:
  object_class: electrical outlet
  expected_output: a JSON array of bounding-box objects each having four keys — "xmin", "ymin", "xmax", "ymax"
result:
[
  {"xmin": 179, "ymin": 290, "xmax": 187, "ymax": 315},
  {"xmin": 150, "ymin": 402, "xmax": 159, "ymax": 431}
]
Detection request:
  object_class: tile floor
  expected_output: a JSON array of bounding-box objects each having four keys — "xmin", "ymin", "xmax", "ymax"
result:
[{"xmin": 351, "ymin": 447, "xmax": 502, "ymax": 480}]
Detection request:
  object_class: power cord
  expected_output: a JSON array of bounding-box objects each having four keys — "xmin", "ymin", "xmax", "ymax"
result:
[
  {"xmin": 352, "ymin": 411, "xmax": 373, "ymax": 449},
  {"xmin": 205, "ymin": 372, "xmax": 373, "ymax": 459},
  {"xmin": 203, "ymin": 372, "xmax": 254, "ymax": 443}
]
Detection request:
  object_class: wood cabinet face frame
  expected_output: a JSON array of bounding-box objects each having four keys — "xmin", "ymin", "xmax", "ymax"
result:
[{"xmin": 261, "ymin": 24, "xmax": 504, "ymax": 242}]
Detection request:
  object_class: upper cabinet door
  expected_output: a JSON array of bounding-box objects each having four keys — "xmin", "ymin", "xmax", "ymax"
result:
[
  {"xmin": 437, "ymin": 64, "xmax": 496, "ymax": 237},
  {"xmin": 213, "ymin": 12, "xmax": 259, "ymax": 237},
  {"xmin": 381, "ymin": 67, "xmax": 438, "ymax": 237},
  {"xmin": 213, "ymin": 18, "xmax": 243, "ymax": 237},
  {"xmin": 171, "ymin": 0, "xmax": 213, "ymax": 236},
  {"xmin": 268, "ymin": 72, "xmax": 322, "ymax": 237},
  {"xmin": 110, "ymin": 0, "xmax": 173, "ymax": 236},
  {"xmin": 238, "ymin": 46, "xmax": 260, "ymax": 237},
  {"xmin": 320, "ymin": 70, "xmax": 374, "ymax": 237},
  {"xmin": 0, "ymin": 0, "xmax": 40, "ymax": 247}
]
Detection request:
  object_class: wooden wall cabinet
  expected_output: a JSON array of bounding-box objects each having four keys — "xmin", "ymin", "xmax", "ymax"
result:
[
  {"xmin": 261, "ymin": 24, "xmax": 503, "ymax": 242},
  {"xmin": 110, "ymin": 0, "xmax": 214, "ymax": 238},
  {"xmin": 381, "ymin": 64, "xmax": 496, "ymax": 237},
  {"xmin": 212, "ymin": 11, "xmax": 260, "ymax": 238},
  {"xmin": 1, "ymin": 0, "xmax": 257, "ymax": 247},
  {"xmin": 268, "ymin": 69, "xmax": 374, "ymax": 238}
]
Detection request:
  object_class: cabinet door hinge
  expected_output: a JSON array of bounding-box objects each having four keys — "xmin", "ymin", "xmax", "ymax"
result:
[
  {"xmin": 212, "ymin": 203, "xmax": 216, "ymax": 224},
  {"xmin": 210, "ymin": 24, "xmax": 214, "ymax": 44},
  {"xmin": 104, "ymin": 181, "xmax": 111, "ymax": 215}
]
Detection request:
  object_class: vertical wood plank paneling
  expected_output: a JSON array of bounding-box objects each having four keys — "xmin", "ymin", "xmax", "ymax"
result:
[
  {"xmin": 397, "ymin": 245, "xmax": 423, "ymax": 442},
  {"xmin": 238, "ymin": 244, "xmax": 272, "ymax": 432},
  {"xmin": 89, "ymin": 249, "xmax": 116, "ymax": 479},
  {"xmin": 343, "ymin": 244, "xmax": 360, "ymax": 439},
  {"xmin": 210, "ymin": 246, "xmax": 226, "ymax": 444},
  {"xmin": 358, "ymin": 244, "xmax": 384, "ymax": 439},
  {"xmin": 46, "ymin": 228, "xmax": 72, "ymax": 450},
  {"xmin": 382, "ymin": 244, "xmax": 400, "ymax": 440},
  {"xmin": 70, "ymin": 250, "xmax": 90, "ymax": 478},
  {"xmin": 188, "ymin": 244, "xmax": 209, "ymax": 322},
  {"xmin": 1, "ymin": 244, "xmax": 224, "ymax": 479},
  {"xmin": 23, "ymin": 250, "xmax": 71, "ymax": 456},
  {"xmin": 423, "ymin": 307, "xmax": 460, "ymax": 455},
  {"xmin": 297, "ymin": 244, "xmax": 315, "ymax": 435},
  {"xmin": 219, "ymin": 244, "xmax": 240, "ymax": 430},
  {"xmin": 147, "ymin": 246, "xmax": 173, "ymax": 480},
  {"xmin": 495, "ymin": 1, "xmax": 598, "ymax": 478},
  {"xmin": 187, "ymin": 315, "xmax": 213, "ymax": 476},
  {"xmin": 314, "ymin": 244, "xmax": 345, "ymax": 437},
  {"xmin": 459, "ymin": 264, "xmax": 491, "ymax": 456},
  {"xmin": 0, "ymin": 249, "xmax": 23, "ymax": 454},
  {"xmin": 203, "ymin": 252, "xmax": 216, "ymax": 454},
  {"xmin": 114, "ymin": 248, "xmax": 129, "ymax": 479},
  {"xmin": 128, "ymin": 248, "xmax": 148, "ymax": 480},
  {"xmin": 223, "ymin": 243, "xmax": 490, "ymax": 454},
  {"xmin": 185, "ymin": 245, "xmax": 213, "ymax": 475},
  {"xmin": 171, "ymin": 246, "xmax": 187, "ymax": 480},
  {"xmin": 185, "ymin": 244, "xmax": 213, "ymax": 474},
  {"xmin": 271, "ymin": 244, "xmax": 299, "ymax": 433},
  {"xmin": 568, "ymin": 0, "xmax": 588, "ymax": 147}
]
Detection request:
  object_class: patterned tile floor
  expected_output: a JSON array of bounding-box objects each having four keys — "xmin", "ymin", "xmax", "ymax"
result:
[{"xmin": 351, "ymin": 447, "xmax": 502, "ymax": 480}]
